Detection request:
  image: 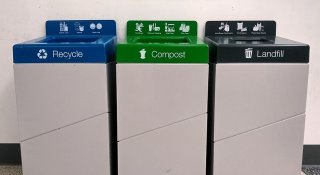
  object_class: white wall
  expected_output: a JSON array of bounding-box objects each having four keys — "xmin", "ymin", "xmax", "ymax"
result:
[{"xmin": 0, "ymin": 0, "xmax": 319, "ymax": 144}]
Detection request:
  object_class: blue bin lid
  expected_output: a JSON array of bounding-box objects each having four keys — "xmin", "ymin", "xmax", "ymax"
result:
[{"xmin": 13, "ymin": 20, "xmax": 116, "ymax": 63}]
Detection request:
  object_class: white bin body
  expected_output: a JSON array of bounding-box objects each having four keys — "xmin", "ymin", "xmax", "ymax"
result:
[
  {"xmin": 14, "ymin": 63, "xmax": 113, "ymax": 175},
  {"xmin": 117, "ymin": 64, "xmax": 208, "ymax": 175},
  {"xmin": 210, "ymin": 63, "xmax": 309, "ymax": 175}
]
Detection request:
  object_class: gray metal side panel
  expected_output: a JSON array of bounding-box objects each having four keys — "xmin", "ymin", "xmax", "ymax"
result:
[
  {"xmin": 21, "ymin": 113, "xmax": 111, "ymax": 175},
  {"xmin": 14, "ymin": 64, "xmax": 110, "ymax": 141},
  {"xmin": 213, "ymin": 63, "xmax": 308, "ymax": 141},
  {"xmin": 118, "ymin": 114, "xmax": 207, "ymax": 175},
  {"xmin": 116, "ymin": 64, "xmax": 208, "ymax": 141},
  {"xmin": 213, "ymin": 114, "xmax": 305, "ymax": 175}
]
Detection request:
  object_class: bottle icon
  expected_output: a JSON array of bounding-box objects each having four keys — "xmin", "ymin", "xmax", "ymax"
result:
[{"xmin": 59, "ymin": 22, "xmax": 68, "ymax": 32}]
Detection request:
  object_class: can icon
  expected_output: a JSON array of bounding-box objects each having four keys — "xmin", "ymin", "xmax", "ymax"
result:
[{"xmin": 245, "ymin": 48, "xmax": 253, "ymax": 59}]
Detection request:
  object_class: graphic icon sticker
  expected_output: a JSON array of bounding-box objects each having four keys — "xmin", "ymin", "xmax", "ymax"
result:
[
  {"xmin": 96, "ymin": 23, "xmax": 103, "ymax": 30},
  {"xmin": 37, "ymin": 49, "xmax": 48, "ymax": 59},
  {"xmin": 237, "ymin": 22, "xmax": 247, "ymax": 32},
  {"xmin": 165, "ymin": 23, "xmax": 175, "ymax": 33},
  {"xmin": 90, "ymin": 23, "xmax": 102, "ymax": 30},
  {"xmin": 253, "ymin": 22, "xmax": 264, "ymax": 31},
  {"xmin": 139, "ymin": 49, "xmax": 146, "ymax": 59},
  {"xmin": 135, "ymin": 23, "xmax": 144, "ymax": 32},
  {"xmin": 90, "ymin": 23, "xmax": 96, "ymax": 30},
  {"xmin": 149, "ymin": 23, "xmax": 160, "ymax": 32},
  {"xmin": 245, "ymin": 48, "xmax": 253, "ymax": 59},
  {"xmin": 179, "ymin": 23, "xmax": 190, "ymax": 33},
  {"xmin": 218, "ymin": 22, "xmax": 230, "ymax": 32},
  {"xmin": 74, "ymin": 22, "xmax": 85, "ymax": 32},
  {"xmin": 59, "ymin": 22, "xmax": 68, "ymax": 32}
]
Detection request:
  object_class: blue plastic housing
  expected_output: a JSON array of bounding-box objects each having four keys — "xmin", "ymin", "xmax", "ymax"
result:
[{"xmin": 13, "ymin": 20, "xmax": 116, "ymax": 63}]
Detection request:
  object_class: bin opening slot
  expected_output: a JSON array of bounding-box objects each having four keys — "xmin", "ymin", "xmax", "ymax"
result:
[
  {"xmin": 38, "ymin": 37, "xmax": 100, "ymax": 43},
  {"xmin": 135, "ymin": 37, "xmax": 191, "ymax": 44},
  {"xmin": 231, "ymin": 37, "xmax": 272, "ymax": 42}
]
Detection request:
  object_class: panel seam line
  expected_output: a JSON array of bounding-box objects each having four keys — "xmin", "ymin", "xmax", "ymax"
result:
[
  {"xmin": 213, "ymin": 112, "xmax": 305, "ymax": 143},
  {"xmin": 21, "ymin": 112, "xmax": 109, "ymax": 142},
  {"xmin": 118, "ymin": 112, "xmax": 207, "ymax": 142}
]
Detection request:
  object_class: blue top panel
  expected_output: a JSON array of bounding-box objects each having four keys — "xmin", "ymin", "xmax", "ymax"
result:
[{"xmin": 13, "ymin": 20, "xmax": 116, "ymax": 63}]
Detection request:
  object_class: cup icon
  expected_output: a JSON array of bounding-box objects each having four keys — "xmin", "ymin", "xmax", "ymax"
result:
[{"xmin": 79, "ymin": 26, "xmax": 84, "ymax": 32}]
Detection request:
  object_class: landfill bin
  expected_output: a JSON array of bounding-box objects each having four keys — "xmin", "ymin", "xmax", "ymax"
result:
[
  {"xmin": 13, "ymin": 20, "xmax": 117, "ymax": 175},
  {"xmin": 116, "ymin": 20, "xmax": 209, "ymax": 175},
  {"xmin": 205, "ymin": 20, "xmax": 309, "ymax": 175}
]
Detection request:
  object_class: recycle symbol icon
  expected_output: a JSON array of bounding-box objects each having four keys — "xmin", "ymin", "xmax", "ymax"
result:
[{"xmin": 37, "ymin": 49, "xmax": 48, "ymax": 59}]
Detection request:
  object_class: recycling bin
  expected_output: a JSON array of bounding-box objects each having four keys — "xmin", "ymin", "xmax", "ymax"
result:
[
  {"xmin": 116, "ymin": 20, "xmax": 209, "ymax": 175},
  {"xmin": 13, "ymin": 20, "xmax": 117, "ymax": 175},
  {"xmin": 205, "ymin": 21, "xmax": 309, "ymax": 175}
]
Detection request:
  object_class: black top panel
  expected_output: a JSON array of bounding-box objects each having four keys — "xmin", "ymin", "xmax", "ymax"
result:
[{"xmin": 205, "ymin": 21, "xmax": 309, "ymax": 63}]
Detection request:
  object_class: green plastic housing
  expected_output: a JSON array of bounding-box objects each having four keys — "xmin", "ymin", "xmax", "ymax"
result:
[{"xmin": 117, "ymin": 21, "xmax": 209, "ymax": 63}]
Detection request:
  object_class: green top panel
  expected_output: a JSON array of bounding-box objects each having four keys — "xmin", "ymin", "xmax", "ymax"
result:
[
  {"xmin": 127, "ymin": 21, "xmax": 197, "ymax": 36},
  {"xmin": 117, "ymin": 21, "xmax": 208, "ymax": 63}
]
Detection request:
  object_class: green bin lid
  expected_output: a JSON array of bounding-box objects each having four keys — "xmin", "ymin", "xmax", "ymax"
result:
[{"xmin": 117, "ymin": 21, "xmax": 208, "ymax": 63}]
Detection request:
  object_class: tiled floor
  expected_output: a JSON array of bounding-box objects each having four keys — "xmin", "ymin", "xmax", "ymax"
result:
[
  {"xmin": 0, "ymin": 166, "xmax": 22, "ymax": 175},
  {"xmin": 302, "ymin": 165, "xmax": 320, "ymax": 175},
  {"xmin": 0, "ymin": 165, "xmax": 309, "ymax": 175}
]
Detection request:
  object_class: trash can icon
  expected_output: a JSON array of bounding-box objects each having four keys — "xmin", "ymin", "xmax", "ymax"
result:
[
  {"xmin": 245, "ymin": 48, "xmax": 253, "ymax": 58},
  {"xmin": 139, "ymin": 48, "xmax": 146, "ymax": 59}
]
